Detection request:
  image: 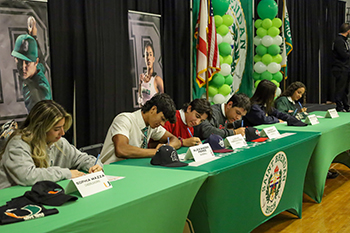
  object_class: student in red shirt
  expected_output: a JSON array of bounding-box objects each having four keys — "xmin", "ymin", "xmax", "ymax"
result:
[{"xmin": 163, "ymin": 99, "xmax": 212, "ymax": 147}]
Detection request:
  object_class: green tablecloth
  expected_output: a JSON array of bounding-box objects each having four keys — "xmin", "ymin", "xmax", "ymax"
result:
[
  {"xmin": 256, "ymin": 111, "xmax": 350, "ymax": 203},
  {"xmin": 115, "ymin": 131, "xmax": 320, "ymax": 233},
  {"xmin": 0, "ymin": 165, "xmax": 207, "ymax": 233}
]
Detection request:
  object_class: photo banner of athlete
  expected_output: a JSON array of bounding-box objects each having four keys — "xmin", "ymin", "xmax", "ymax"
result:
[
  {"xmin": 128, "ymin": 11, "xmax": 163, "ymax": 108},
  {"xmin": 0, "ymin": 0, "xmax": 51, "ymax": 124}
]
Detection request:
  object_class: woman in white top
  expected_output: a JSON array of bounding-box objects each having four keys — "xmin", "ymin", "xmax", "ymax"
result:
[{"xmin": 0, "ymin": 100, "xmax": 103, "ymax": 190}]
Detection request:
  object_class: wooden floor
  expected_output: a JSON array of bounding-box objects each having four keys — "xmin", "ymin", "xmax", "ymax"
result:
[{"xmin": 252, "ymin": 163, "xmax": 350, "ymax": 233}]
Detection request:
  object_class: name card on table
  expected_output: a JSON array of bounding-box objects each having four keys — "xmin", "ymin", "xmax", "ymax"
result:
[
  {"xmin": 65, "ymin": 171, "xmax": 112, "ymax": 197},
  {"xmin": 325, "ymin": 109, "xmax": 339, "ymax": 118},
  {"xmin": 185, "ymin": 143, "xmax": 215, "ymax": 162},
  {"xmin": 224, "ymin": 134, "xmax": 247, "ymax": 149},
  {"xmin": 260, "ymin": 126, "xmax": 280, "ymax": 139},
  {"xmin": 304, "ymin": 114, "xmax": 320, "ymax": 125}
]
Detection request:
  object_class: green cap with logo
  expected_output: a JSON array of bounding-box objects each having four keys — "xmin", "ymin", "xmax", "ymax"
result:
[{"xmin": 11, "ymin": 34, "xmax": 38, "ymax": 62}]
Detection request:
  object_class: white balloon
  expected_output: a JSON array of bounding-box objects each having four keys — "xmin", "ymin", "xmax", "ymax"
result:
[
  {"xmin": 217, "ymin": 34, "xmax": 223, "ymax": 45},
  {"xmin": 253, "ymin": 36, "xmax": 262, "ymax": 46},
  {"xmin": 213, "ymin": 94, "xmax": 225, "ymax": 104},
  {"xmin": 220, "ymin": 63, "xmax": 231, "ymax": 76},
  {"xmin": 267, "ymin": 62, "xmax": 281, "ymax": 73},
  {"xmin": 261, "ymin": 35, "xmax": 273, "ymax": 47},
  {"xmin": 253, "ymin": 61, "xmax": 267, "ymax": 73},
  {"xmin": 222, "ymin": 33, "xmax": 233, "ymax": 44},
  {"xmin": 273, "ymin": 35, "xmax": 282, "ymax": 45},
  {"xmin": 275, "ymin": 87, "xmax": 281, "ymax": 97}
]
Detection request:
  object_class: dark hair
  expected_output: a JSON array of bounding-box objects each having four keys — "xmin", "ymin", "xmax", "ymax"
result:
[
  {"xmin": 141, "ymin": 93, "xmax": 176, "ymax": 123},
  {"xmin": 340, "ymin": 23, "xmax": 350, "ymax": 33},
  {"xmin": 226, "ymin": 93, "xmax": 251, "ymax": 112},
  {"xmin": 144, "ymin": 42, "xmax": 155, "ymax": 56},
  {"xmin": 251, "ymin": 80, "xmax": 277, "ymax": 114},
  {"xmin": 182, "ymin": 99, "xmax": 213, "ymax": 121},
  {"xmin": 277, "ymin": 81, "xmax": 306, "ymax": 104}
]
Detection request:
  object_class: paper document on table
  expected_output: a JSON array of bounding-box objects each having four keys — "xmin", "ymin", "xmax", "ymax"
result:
[
  {"xmin": 178, "ymin": 153, "xmax": 186, "ymax": 161},
  {"xmin": 106, "ymin": 176, "xmax": 125, "ymax": 182},
  {"xmin": 273, "ymin": 132, "xmax": 296, "ymax": 139},
  {"xmin": 188, "ymin": 156, "xmax": 220, "ymax": 167}
]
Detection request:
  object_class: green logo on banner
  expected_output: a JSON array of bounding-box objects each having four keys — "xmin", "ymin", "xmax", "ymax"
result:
[{"xmin": 260, "ymin": 151, "xmax": 288, "ymax": 216}]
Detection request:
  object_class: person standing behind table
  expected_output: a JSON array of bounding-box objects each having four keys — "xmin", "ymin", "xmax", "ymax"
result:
[
  {"xmin": 0, "ymin": 100, "xmax": 103, "ymax": 190},
  {"xmin": 163, "ymin": 99, "xmax": 212, "ymax": 147},
  {"xmin": 332, "ymin": 23, "xmax": 350, "ymax": 112},
  {"xmin": 193, "ymin": 93, "xmax": 251, "ymax": 140},
  {"xmin": 243, "ymin": 80, "xmax": 295, "ymax": 127},
  {"xmin": 100, "ymin": 93, "xmax": 181, "ymax": 164},
  {"xmin": 138, "ymin": 43, "xmax": 164, "ymax": 106},
  {"xmin": 275, "ymin": 81, "xmax": 308, "ymax": 120},
  {"xmin": 11, "ymin": 34, "xmax": 52, "ymax": 112}
]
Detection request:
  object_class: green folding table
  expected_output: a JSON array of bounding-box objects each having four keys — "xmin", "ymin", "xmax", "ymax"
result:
[
  {"xmin": 0, "ymin": 164, "xmax": 207, "ymax": 233},
  {"xmin": 256, "ymin": 111, "xmax": 350, "ymax": 203},
  {"xmin": 115, "ymin": 131, "xmax": 320, "ymax": 232}
]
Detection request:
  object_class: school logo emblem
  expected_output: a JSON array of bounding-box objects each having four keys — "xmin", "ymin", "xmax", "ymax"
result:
[
  {"xmin": 260, "ymin": 151, "xmax": 287, "ymax": 216},
  {"xmin": 227, "ymin": 0, "xmax": 247, "ymax": 93},
  {"xmin": 21, "ymin": 39, "xmax": 29, "ymax": 52},
  {"xmin": 5, "ymin": 204, "xmax": 43, "ymax": 220}
]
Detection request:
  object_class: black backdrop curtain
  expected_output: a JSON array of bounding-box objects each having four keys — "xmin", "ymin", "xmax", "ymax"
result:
[
  {"xmin": 255, "ymin": 0, "xmax": 345, "ymax": 104},
  {"xmin": 48, "ymin": 0, "xmax": 190, "ymax": 147}
]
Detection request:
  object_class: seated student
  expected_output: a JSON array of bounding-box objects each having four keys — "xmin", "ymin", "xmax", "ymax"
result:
[
  {"xmin": 163, "ymin": 99, "xmax": 212, "ymax": 147},
  {"xmin": 0, "ymin": 100, "xmax": 103, "ymax": 190},
  {"xmin": 194, "ymin": 93, "xmax": 251, "ymax": 140},
  {"xmin": 243, "ymin": 80, "xmax": 294, "ymax": 126},
  {"xmin": 275, "ymin": 81, "xmax": 308, "ymax": 119},
  {"xmin": 100, "ymin": 93, "xmax": 181, "ymax": 164}
]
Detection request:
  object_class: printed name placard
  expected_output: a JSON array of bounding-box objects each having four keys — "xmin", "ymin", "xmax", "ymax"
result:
[
  {"xmin": 325, "ymin": 109, "xmax": 339, "ymax": 118},
  {"xmin": 304, "ymin": 114, "xmax": 319, "ymax": 125},
  {"xmin": 65, "ymin": 171, "xmax": 112, "ymax": 197},
  {"xmin": 185, "ymin": 143, "xmax": 215, "ymax": 162},
  {"xmin": 224, "ymin": 134, "xmax": 247, "ymax": 149},
  {"xmin": 260, "ymin": 126, "xmax": 280, "ymax": 139}
]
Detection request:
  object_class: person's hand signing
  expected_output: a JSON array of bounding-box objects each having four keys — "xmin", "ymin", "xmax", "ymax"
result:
[{"xmin": 89, "ymin": 165, "xmax": 103, "ymax": 173}]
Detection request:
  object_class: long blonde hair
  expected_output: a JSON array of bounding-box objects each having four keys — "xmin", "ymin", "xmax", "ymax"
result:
[{"xmin": 0, "ymin": 100, "xmax": 72, "ymax": 168}]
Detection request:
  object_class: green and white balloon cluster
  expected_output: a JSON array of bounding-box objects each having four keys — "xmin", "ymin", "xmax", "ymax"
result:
[
  {"xmin": 253, "ymin": 0, "xmax": 282, "ymax": 96},
  {"xmin": 205, "ymin": 0, "xmax": 234, "ymax": 104}
]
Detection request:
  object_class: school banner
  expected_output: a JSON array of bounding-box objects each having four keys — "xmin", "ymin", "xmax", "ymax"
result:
[
  {"xmin": 0, "ymin": 0, "xmax": 51, "ymax": 124},
  {"xmin": 128, "ymin": 11, "xmax": 163, "ymax": 108}
]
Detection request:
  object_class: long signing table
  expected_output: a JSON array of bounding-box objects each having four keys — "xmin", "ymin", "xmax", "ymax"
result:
[
  {"xmin": 116, "ymin": 131, "xmax": 320, "ymax": 233},
  {"xmin": 0, "ymin": 165, "xmax": 207, "ymax": 233},
  {"xmin": 256, "ymin": 111, "xmax": 350, "ymax": 203}
]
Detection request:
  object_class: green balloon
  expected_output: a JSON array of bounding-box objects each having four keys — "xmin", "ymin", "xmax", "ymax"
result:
[
  {"xmin": 271, "ymin": 80, "xmax": 280, "ymax": 87},
  {"xmin": 212, "ymin": 0, "xmax": 230, "ymax": 16},
  {"xmin": 219, "ymin": 55, "xmax": 224, "ymax": 64},
  {"xmin": 255, "ymin": 19, "xmax": 263, "ymax": 29},
  {"xmin": 254, "ymin": 54, "xmax": 262, "ymax": 63},
  {"xmin": 224, "ymin": 74, "xmax": 233, "ymax": 85},
  {"xmin": 272, "ymin": 71, "xmax": 283, "ymax": 82},
  {"xmin": 261, "ymin": 71, "xmax": 273, "ymax": 80},
  {"xmin": 223, "ymin": 55, "xmax": 233, "ymax": 64},
  {"xmin": 267, "ymin": 26, "xmax": 280, "ymax": 37},
  {"xmin": 222, "ymin": 15, "xmax": 234, "ymax": 26},
  {"xmin": 210, "ymin": 73, "xmax": 225, "ymax": 88},
  {"xmin": 219, "ymin": 42, "xmax": 232, "ymax": 56},
  {"xmin": 257, "ymin": 0, "xmax": 278, "ymax": 20},
  {"xmin": 208, "ymin": 86, "xmax": 219, "ymax": 97},
  {"xmin": 272, "ymin": 54, "xmax": 282, "ymax": 63},
  {"xmin": 272, "ymin": 18, "xmax": 282, "ymax": 28},
  {"xmin": 256, "ymin": 44, "xmax": 267, "ymax": 56},
  {"xmin": 219, "ymin": 84, "xmax": 231, "ymax": 96},
  {"xmin": 256, "ymin": 27, "xmax": 267, "ymax": 38},
  {"xmin": 253, "ymin": 72, "xmax": 261, "ymax": 81},
  {"xmin": 267, "ymin": 44, "xmax": 280, "ymax": 56},
  {"xmin": 217, "ymin": 24, "xmax": 229, "ymax": 36},
  {"xmin": 262, "ymin": 54, "xmax": 273, "ymax": 65},
  {"xmin": 254, "ymin": 80, "xmax": 261, "ymax": 88},
  {"xmin": 262, "ymin": 18, "xmax": 272, "ymax": 29},
  {"xmin": 215, "ymin": 15, "xmax": 223, "ymax": 27}
]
